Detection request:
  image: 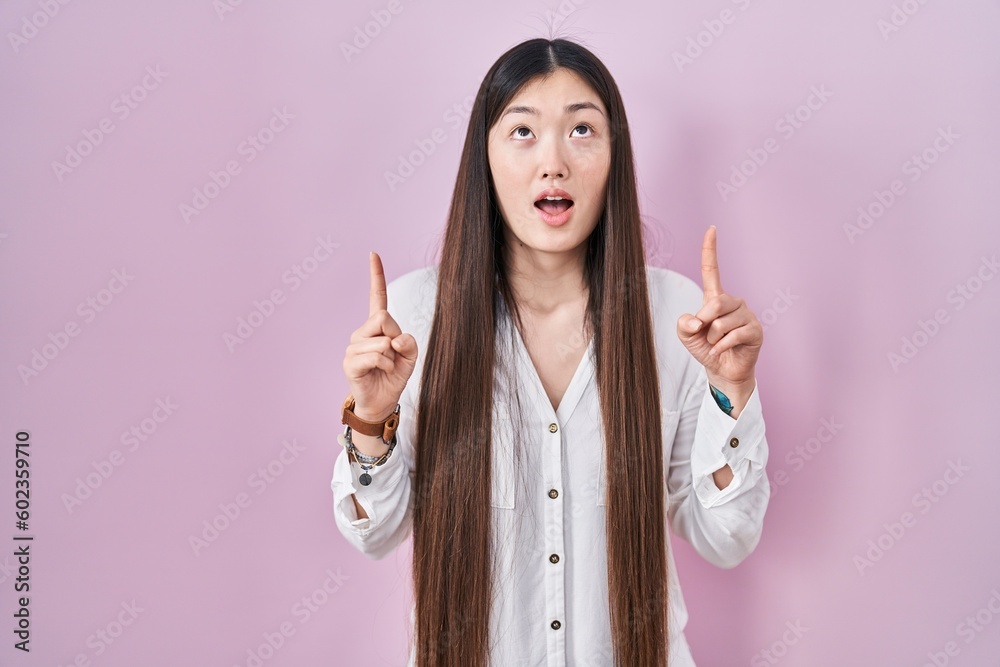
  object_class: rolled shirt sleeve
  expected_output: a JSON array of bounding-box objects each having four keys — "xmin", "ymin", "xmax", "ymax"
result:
[
  {"xmin": 331, "ymin": 398, "xmax": 416, "ymax": 559},
  {"xmin": 667, "ymin": 365, "xmax": 770, "ymax": 569},
  {"xmin": 691, "ymin": 374, "xmax": 768, "ymax": 508}
]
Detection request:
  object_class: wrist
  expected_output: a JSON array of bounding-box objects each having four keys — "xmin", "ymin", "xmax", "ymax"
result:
[
  {"xmin": 349, "ymin": 429, "xmax": 392, "ymax": 457},
  {"xmin": 707, "ymin": 376, "xmax": 755, "ymax": 417},
  {"xmin": 340, "ymin": 394, "xmax": 400, "ymax": 486},
  {"xmin": 707, "ymin": 376, "xmax": 755, "ymax": 398},
  {"xmin": 353, "ymin": 403, "xmax": 398, "ymax": 423}
]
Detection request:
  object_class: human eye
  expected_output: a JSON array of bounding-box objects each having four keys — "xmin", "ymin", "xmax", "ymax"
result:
[
  {"xmin": 511, "ymin": 126, "xmax": 534, "ymax": 140},
  {"xmin": 572, "ymin": 123, "xmax": 595, "ymax": 137}
]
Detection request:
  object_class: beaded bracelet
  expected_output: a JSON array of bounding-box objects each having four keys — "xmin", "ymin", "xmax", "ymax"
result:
[{"xmin": 338, "ymin": 425, "xmax": 397, "ymax": 486}]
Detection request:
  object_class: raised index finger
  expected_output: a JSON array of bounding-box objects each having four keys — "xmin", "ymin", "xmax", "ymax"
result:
[
  {"xmin": 701, "ymin": 225, "xmax": 724, "ymax": 300},
  {"xmin": 369, "ymin": 251, "xmax": 388, "ymax": 316}
]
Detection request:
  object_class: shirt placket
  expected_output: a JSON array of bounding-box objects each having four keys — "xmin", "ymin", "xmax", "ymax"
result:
[{"xmin": 542, "ymin": 412, "xmax": 567, "ymax": 667}]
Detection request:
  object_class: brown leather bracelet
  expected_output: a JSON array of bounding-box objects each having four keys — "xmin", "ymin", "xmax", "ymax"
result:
[{"xmin": 341, "ymin": 393, "xmax": 400, "ymax": 443}]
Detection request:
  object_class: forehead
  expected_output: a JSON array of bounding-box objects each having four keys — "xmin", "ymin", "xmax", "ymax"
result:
[{"xmin": 503, "ymin": 68, "xmax": 606, "ymax": 115}]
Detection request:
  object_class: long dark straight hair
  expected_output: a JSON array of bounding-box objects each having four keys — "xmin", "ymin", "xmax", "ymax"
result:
[{"xmin": 411, "ymin": 38, "xmax": 667, "ymax": 666}]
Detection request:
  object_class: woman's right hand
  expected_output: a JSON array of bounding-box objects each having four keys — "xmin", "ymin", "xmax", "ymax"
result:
[{"xmin": 342, "ymin": 252, "xmax": 419, "ymax": 422}]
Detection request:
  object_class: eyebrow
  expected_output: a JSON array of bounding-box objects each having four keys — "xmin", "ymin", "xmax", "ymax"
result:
[{"xmin": 501, "ymin": 101, "xmax": 605, "ymax": 118}]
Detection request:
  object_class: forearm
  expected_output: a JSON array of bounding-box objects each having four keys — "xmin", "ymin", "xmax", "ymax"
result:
[
  {"xmin": 712, "ymin": 465, "xmax": 734, "ymax": 490},
  {"xmin": 351, "ymin": 494, "xmax": 369, "ymax": 520}
]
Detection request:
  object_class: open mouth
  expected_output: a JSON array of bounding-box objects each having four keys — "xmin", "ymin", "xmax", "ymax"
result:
[{"xmin": 534, "ymin": 197, "xmax": 574, "ymax": 216}]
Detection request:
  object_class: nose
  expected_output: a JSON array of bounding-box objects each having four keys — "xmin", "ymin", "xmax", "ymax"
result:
[{"xmin": 539, "ymin": 136, "xmax": 567, "ymax": 180}]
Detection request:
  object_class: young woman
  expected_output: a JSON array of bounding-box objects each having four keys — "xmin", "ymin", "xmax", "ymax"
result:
[{"xmin": 333, "ymin": 38, "xmax": 769, "ymax": 667}]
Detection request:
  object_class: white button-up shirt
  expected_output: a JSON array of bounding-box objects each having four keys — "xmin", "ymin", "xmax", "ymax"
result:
[{"xmin": 332, "ymin": 264, "xmax": 770, "ymax": 666}]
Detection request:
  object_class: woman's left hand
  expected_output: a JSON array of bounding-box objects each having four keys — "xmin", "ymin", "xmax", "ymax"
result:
[{"xmin": 676, "ymin": 226, "xmax": 763, "ymax": 394}]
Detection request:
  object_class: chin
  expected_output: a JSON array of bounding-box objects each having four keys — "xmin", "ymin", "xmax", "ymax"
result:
[{"xmin": 530, "ymin": 235, "xmax": 589, "ymax": 256}]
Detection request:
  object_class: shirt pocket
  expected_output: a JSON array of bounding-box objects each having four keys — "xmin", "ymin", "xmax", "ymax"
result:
[{"xmin": 597, "ymin": 409, "xmax": 680, "ymax": 507}]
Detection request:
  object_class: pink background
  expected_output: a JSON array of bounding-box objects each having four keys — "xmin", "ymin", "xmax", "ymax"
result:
[{"xmin": 2, "ymin": 1, "xmax": 999, "ymax": 665}]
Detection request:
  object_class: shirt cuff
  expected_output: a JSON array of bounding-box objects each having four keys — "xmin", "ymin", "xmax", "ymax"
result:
[
  {"xmin": 330, "ymin": 432, "xmax": 406, "ymax": 534},
  {"xmin": 690, "ymin": 377, "xmax": 767, "ymax": 508}
]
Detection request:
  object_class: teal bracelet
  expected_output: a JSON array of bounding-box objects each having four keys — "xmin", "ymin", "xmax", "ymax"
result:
[{"xmin": 709, "ymin": 384, "xmax": 734, "ymax": 416}]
